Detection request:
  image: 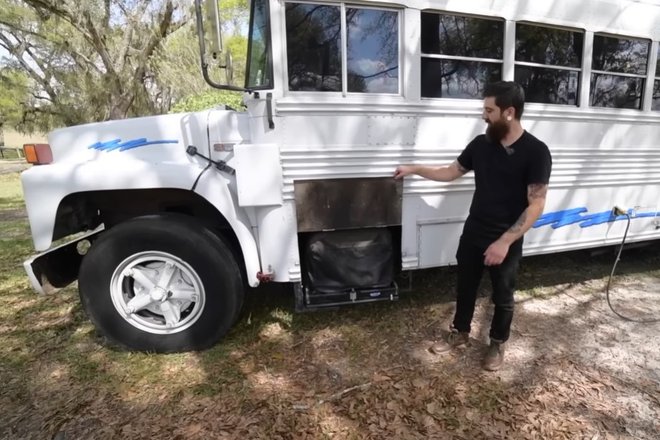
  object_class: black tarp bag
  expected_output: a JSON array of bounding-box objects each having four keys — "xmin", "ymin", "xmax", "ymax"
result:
[{"xmin": 304, "ymin": 228, "xmax": 393, "ymax": 293}]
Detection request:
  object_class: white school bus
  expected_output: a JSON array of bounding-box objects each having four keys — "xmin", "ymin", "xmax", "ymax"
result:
[{"xmin": 20, "ymin": 0, "xmax": 660, "ymax": 352}]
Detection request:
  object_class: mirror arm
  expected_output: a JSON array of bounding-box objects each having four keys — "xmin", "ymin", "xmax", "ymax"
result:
[{"xmin": 201, "ymin": 61, "xmax": 247, "ymax": 92}]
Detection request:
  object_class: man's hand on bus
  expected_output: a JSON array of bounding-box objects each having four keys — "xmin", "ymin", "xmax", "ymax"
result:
[
  {"xmin": 393, "ymin": 165, "xmax": 416, "ymax": 179},
  {"xmin": 484, "ymin": 239, "xmax": 510, "ymax": 266}
]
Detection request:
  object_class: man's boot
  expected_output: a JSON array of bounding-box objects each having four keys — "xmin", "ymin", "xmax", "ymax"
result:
[
  {"xmin": 482, "ymin": 340, "xmax": 505, "ymax": 371},
  {"xmin": 429, "ymin": 329, "xmax": 469, "ymax": 354}
]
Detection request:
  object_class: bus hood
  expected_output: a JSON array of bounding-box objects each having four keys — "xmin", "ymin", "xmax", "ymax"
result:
[{"xmin": 45, "ymin": 111, "xmax": 213, "ymax": 164}]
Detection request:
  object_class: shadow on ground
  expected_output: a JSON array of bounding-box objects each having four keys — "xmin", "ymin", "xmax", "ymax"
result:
[{"xmin": 2, "ymin": 239, "xmax": 658, "ymax": 439}]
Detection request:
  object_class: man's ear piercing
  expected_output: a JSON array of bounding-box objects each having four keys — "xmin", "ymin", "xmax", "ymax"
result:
[{"xmin": 507, "ymin": 116, "xmax": 512, "ymax": 121}]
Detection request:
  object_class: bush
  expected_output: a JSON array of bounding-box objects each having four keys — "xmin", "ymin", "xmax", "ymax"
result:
[{"xmin": 170, "ymin": 90, "xmax": 246, "ymax": 113}]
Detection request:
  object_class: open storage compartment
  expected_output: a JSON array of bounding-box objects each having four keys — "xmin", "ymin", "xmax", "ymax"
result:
[{"xmin": 293, "ymin": 177, "xmax": 402, "ymax": 310}]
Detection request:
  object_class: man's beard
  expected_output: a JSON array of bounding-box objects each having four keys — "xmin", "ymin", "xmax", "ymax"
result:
[{"xmin": 485, "ymin": 119, "xmax": 510, "ymax": 143}]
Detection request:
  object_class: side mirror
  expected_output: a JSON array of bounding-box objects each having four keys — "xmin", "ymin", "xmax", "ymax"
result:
[
  {"xmin": 204, "ymin": 0, "xmax": 223, "ymax": 58},
  {"xmin": 195, "ymin": 0, "xmax": 244, "ymax": 91}
]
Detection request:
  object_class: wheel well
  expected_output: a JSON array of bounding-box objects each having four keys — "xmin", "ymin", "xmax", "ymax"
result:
[{"xmin": 54, "ymin": 188, "xmax": 245, "ymax": 268}]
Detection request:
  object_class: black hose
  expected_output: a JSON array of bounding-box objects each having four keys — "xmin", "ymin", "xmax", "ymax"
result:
[
  {"xmin": 191, "ymin": 162, "xmax": 212, "ymax": 191},
  {"xmin": 605, "ymin": 212, "xmax": 660, "ymax": 323}
]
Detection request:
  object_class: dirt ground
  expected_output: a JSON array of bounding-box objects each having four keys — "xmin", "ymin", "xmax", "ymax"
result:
[
  {"xmin": 410, "ymin": 271, "xmax": 660, "ymax": 439},
  {"xmin": 0, "ymin": 160, "xmax": 30, "ymax": 175},
  {"xmin": 0, "ymin": 246, "xmax": 660, "ymax": 440},
  {"xmin": 1, "ymin": 161, "xmax": 658, "ymax": 439}
]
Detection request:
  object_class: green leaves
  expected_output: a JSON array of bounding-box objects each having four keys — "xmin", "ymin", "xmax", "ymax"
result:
[
  {"xmin": 170, "ymin": 90, "xmax": 245, "ymax": 113},
  {"xmin": 0, "ymin": 69, "xmax": 30, "ymax": 130},
  {"xmin": 0, "ymin": 0, "xmax": 250, "ymax": 130},
  {"xmin": 0, "ymin": 1, "xmax": 190, "ymax": 128}
]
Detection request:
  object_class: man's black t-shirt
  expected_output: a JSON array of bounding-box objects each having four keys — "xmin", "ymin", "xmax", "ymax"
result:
[{"xmin": 456, "ymin": 131, "xmax": 552, "ymax": 248}]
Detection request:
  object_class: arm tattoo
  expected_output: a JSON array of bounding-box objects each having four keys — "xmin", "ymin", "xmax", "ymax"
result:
[
  {"xmin": 453, "ymin": 160, "xmax": 468, "ymax": 174},
  {"xmin": 508, "ymin": 211, "xmax": 527, "ymax": 234},
  {"xmin": 528, "ymin": 183, "xmax": 548, "ymax": 200}
]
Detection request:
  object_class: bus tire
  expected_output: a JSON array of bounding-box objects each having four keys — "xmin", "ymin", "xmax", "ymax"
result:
[{"xmin": 78, "ymin": 214, "xmax": 243, "ymax": 353}]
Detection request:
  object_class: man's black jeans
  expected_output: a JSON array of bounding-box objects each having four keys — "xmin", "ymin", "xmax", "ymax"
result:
[{"xmin": 452, "ymin": 237, "xmax": 524, "ymax": 342}]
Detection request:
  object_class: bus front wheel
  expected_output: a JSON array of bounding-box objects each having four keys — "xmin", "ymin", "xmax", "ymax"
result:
[{"xmin": 78, "ymin": 215, "xmax": 243, "ymax": 353}]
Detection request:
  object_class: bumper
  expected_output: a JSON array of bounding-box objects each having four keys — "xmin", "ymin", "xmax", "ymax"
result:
[{"xmin": 24, "ymin": 229, "xmax": 104, "ymax": 294}]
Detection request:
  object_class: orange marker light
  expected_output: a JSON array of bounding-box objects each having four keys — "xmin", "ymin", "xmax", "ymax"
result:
[
  {"xmin": 23, "ymin": 144, "xmax": 53, "ymax": 165},
  {"xmin": 23, "ymin": 144, "xmax": 38, "ymax": 163}
]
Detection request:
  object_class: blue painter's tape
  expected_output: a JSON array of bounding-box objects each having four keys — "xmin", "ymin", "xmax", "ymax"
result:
[
  {"xmin": 88, "ymin": 138, "xmax": 178, "ymax": 152},
  {"xmin": 533, "ymin": 207, "xmax": 660, "ymax": 229},
  {"xmin": 89, "ymin": 139, "xmax": 121, "ymax": 151},
  {"xmin": 120, "ymin": 140, "xmax": 178, "ymax": 151},
  {"xmin": 533, "ymin": 207, "xmax": 587, "ymax": 227}
]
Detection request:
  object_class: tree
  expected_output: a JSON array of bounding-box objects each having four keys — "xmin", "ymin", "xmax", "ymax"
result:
[
  {"xmin": 0, "ymin": 0, "xmax": 192, "ymax": 128},
  {"xmin": 159, "ymin": 0, "xmax": 249, "ymax": 113},
  {"xmin": 0, "ymin": 68, "xmax": 31, "ymax": 135},
  {"xmin": 155, "ymin": 21, "xmax": 248, "ymax": 107}
]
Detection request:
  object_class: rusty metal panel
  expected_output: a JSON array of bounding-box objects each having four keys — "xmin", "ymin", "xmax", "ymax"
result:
[{"xmin": 294, "ymin": 177, "xmax": 402, "ymax": 232}]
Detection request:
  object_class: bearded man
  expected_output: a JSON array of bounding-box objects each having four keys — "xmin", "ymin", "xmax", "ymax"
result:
[{"xmin": 394, "ymin": 81, "xmax": 552, "ymax": 371}]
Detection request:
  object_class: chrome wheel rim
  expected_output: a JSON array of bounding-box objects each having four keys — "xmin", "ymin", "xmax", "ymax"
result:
[{"xmin": 109, "ymin": 251, "xmax": 206, "ymax": 334}]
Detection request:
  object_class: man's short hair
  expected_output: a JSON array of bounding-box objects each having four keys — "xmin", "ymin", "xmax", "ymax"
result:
[{"xmin": 483, "ymin": 81, "xmax": 525, "ymax": 120}]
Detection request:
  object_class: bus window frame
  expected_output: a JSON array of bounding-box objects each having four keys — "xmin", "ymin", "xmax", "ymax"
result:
[
  {"xmin": 282, "ymin": 0, "xmax": 403, "ymax": 97},
  {"xmin": 649, "ymin": 42, "xmax": 660, "ymax": 111}
]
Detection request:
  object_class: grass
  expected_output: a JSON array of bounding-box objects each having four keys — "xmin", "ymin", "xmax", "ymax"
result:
[
  {"xmin": 0, "ymin": 172, "xmax": 25, "ymax": 210},
  {"xmin": 1, "ymin": 169, "xmax": 659, "ymax": 439}
]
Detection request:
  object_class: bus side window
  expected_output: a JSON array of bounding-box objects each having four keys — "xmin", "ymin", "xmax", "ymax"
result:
[
  {"xmin": 420, "ymin": 12, "xmax": 503, "ymax": 99},
  {"xmin": 514, "ymin": 23, "xmax": 583, "ymax": 106},
  {"xmin": 346, "ymin": 8, "xmax": 399, "ymax": 94},
  {"xmin": 285, "ymin": 3, "xmax": 342, "ymax": 92},
  {"xmin": 284, "ymin": 2, "xmax": 400, "ymax": 94},
  {"xmin": 590, "ymin": 34, "xmax": 650, "ymax": 109}
]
